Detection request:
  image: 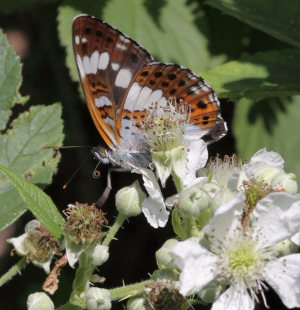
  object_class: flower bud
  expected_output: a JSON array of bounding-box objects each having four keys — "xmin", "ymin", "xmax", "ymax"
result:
[
  {"xmin": 271, "ymin": 172, "xmax": 298, "ymax": 194},
  {"xmin": 126, "ymin": 297, "xmax": 147, "ymax": 310},
  {"xmin": 86, "ymin": 287, "xmax": 111, "ymax": 310},
  {"xmin": 88, "ymin": 245, "xmax": 109, "ymax": 266},
  {"xmin": 27, "ymin": 292, "xmax": 54, "ymax": 310},
  {"xmin": 210, "ymin": 189, "xmax": 236, "ymax": 211},
  {"xmin": 178, "ymin": 183, "xmax": 216, "ymax": 217},
  {"xmin": 116, "ymin": 181, "xmax": 145, "ymax": 217},
  {"xmin": 155, "ymin": 239, "xmax": 178, "ymax": 269}
]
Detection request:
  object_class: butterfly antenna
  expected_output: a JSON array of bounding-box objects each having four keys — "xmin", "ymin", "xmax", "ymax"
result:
[
  {"xmin": 42, "ymin": 146, "xmax": 93, "ymax": 150},
  {"xmin": 63, "ymin": 153, "xmax": 91, "ymax": 189}
]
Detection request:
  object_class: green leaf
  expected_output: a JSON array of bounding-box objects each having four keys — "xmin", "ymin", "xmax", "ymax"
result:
[
  {"xmin": 0, "ymin": 165, "xmax": 64, "ymax": 238},
  {"xmin": 233, "ymin": 96, "xmax": 300, "ymax": 180},
  {"xmin": 202, "ymin": 49, "xmax": 300, "ymax": 100},
  {"xmin": 56, "ymin": 303, "xmax": 84, "ymax": 310},
  {"xmin": 0, "ymin": 30, "xmax": 28, "ymax": 131},
  {"xmin": 206, "ymin": 0, "xmax": 300, "ymax": 48},
  {"xmin": 0, "ymin": 104, "xmax": 64, "ymax": 231}
]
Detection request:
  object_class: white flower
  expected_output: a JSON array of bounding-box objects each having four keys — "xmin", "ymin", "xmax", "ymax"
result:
[
  {"xmin": 172, "ymin": 192, "xmax": 300, "ymax": 309},
  {"xmin": 143, "ymin": 99, "xmax": 208, "ymax": 186},
  {"xmin": 7, "ymin": 220, "xmax": 57, "ymax": 273},
  {"xmin": 27, "ymin": 292, "xmax": 54, "ymax": 310},
  {"xmin": 243, "ymin": 148, "xmax": 297, "ymax": 194}
]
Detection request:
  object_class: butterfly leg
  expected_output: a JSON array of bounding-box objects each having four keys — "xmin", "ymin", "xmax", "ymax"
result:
[{"xmin": 96, "ymin": 169, "xmax": 112, "ymax": 208}]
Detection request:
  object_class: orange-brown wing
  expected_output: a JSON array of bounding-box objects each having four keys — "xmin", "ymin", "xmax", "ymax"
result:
[
  {"xmin": 117, "ymin": 63, "xmax": 227, "ymax": 148},
  {"xmin": 72, "ymin": 15, "xmax": 153, "ymax": 149}
]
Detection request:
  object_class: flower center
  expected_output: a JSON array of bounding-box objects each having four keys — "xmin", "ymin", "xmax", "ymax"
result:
[
  {"xmin": 142, "ymin": 99, "xmax": 190, "ymax": 152},
  {"xmin": 228, "ymin": 240, "xmax": 260, "ymax": 278}
]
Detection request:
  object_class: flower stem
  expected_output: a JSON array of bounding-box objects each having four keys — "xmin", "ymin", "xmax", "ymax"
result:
[
  {"xmin": 102, "ymin": 213, "xmax": 127, "ymax": 247},
  {"xmin": 69, "ymin": 252, "xmax": 94, "ymax": 307},
  {"xmin": 0, "ymin": 256, "xmax": 27, "ymax": 287},
  {"xmin": 110, "ymin": 280, "xmax": 153, "ymax": 300}
]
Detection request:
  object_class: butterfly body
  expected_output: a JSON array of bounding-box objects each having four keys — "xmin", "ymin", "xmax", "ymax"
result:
[{"xmin": 73, "ymin": 14, "xmax": 227, "ymax": 170}]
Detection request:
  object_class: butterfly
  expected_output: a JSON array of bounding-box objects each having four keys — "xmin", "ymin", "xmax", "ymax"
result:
[{"xmin": 72, "ymin": 14, "xmax": 227, "ymax": 171}]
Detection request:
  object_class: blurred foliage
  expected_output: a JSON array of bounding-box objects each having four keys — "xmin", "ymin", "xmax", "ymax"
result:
[{"xmin": 1, "ymin": 0, "xmax": 300, "ymax": 309}]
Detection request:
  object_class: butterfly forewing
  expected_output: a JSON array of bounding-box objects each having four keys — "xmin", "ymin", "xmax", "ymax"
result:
[{"xmin": 73, "ymin": 15, "xmax": 153, "ymax": 149}]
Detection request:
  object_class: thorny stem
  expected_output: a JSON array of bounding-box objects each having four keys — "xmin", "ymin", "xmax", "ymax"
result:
[
  {"xmin": 110, "ymin": 279, "xmax": 153, "ymax": 300},
  {"xmin": 102, "ymin": 213, "xmax": 127, "ymax": 247},
  {"xmin": 0, "ymin": 256, "xmax": 27, "ymax": 287}
]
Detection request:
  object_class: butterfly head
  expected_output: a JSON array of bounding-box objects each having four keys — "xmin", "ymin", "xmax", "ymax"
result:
[{"xmin": 92, "ymin": 146, "xmax": 110, "ymax": 164}]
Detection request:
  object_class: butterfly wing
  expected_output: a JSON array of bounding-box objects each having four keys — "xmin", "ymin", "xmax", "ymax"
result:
[
  {"xmin": 72, "ymin": 14, "xmax": 153, "ymax": 149},
  {"xmin": 117, "ymin": 62, "xmax": 227, "ymax": 150}
]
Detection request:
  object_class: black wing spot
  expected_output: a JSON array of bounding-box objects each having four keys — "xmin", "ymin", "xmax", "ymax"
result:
[
  {"xmin": 91, "ymin": 82, "xmax": 96, "ymax": 87},
  {"xmin": 130, "ymin": 53, "xmax": 139, "ymax": 63},
  {"xmin": 162, "ymin": 81, "xmax": 169, "ymax": 87},
  {"xmin": 141, "ymin": 71, "xmax": 149, "ymax": 76},
  {"xmin": 168, "ymin": 73, "xmax": 176, "ymax": 80},
  {"xmin": 202, "ymin": 121, "xmax": 209, "ymax": 125},
  {"xmin": 106, "ymin": 36, "xmax": 114, "ymax": 43},
  {"xmin": 85, "ymin": 27, "xmax": 92, "ymax": 34},
  {"xmin": 179, "ymin": 80, "xmax": 186, "ymax": 86},
  {"xmin": 125, "ymin": 126, "xmax": 130, "ymax": 130},
  {"xmin": 203, "ymin": 116, "xmax": 209, "ymax": 120},
  {"xmin": 197, "ymin": 101, "xmax": 207, "ymax": 109},
  {"xmin": 149, "ymin": 80, "xmax": 156, "ymax": 85},
  {"xmin": 169, "ymin": 89, "xmax": 176, "ymax": 95},
  {"xmin": 154, "ymin": 72, "xmax": 163, "ymax": 78},
  {"xmin": 123, "ymin": 116, "xmax": 130, "ymax": 120},
  {"xmin": 96, "ymin": 30, "xmax": 103, "ymax": 37}
]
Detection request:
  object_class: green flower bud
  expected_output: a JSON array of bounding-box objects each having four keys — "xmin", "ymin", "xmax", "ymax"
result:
[
  {"xmin": 27, "ymin": 292, "xmax": 54, "ymax": 310},
  {"xmin": 210, "ymin": 189, "xmax": 236, "ymax": 211},
  {"xmin": 274, "ymin": 239, "xmax": 299, "ymax": 256},
  {"xmin": 155, "ymin": 239, "xmax": 178, "ymax": 269},
  {"xmin": 86, "ymin": 287, "xmax": 111, "ymax": 310},
  {"xmin": 88, "ymin": 245, "xmax": 109, "ymax": 266},
  {"xmin": 126, "ymin": 297, "xmax": 147, "ymax": 310},
  {"xmin": 271, "ymin": 172, "xmax": 298, "ymax": 194},
  {"xmin": 178, "ymin": 184, "xmax": 213, "ymax": 217},
  {"xmin": 116, "ymin": 181, "xmax": 146, "ymax": 217}
]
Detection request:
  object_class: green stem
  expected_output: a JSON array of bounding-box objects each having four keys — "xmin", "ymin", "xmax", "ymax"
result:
[
  {"xmin": 110, "ymin": 280, "xmax": 153, "ymax": 300},
  {"xmin": 0, "ymin": 257, "xmax": 27, "ymax": 287},
  {"xmin": 69, "ymin": 252, "xmax": 94, "ymax": 307},
  {"xmin": 102, "ymin": 213, "xmax": 127, "ymax": 247}
]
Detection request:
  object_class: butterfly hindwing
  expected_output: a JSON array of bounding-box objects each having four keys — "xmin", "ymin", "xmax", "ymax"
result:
[
  {"xmin": 73, "ymin": 15, "xmax": 153, "ymax": 149},
  {"xmin": 117, "ymin": 63, "xmax": 227, "ymax": 148}
]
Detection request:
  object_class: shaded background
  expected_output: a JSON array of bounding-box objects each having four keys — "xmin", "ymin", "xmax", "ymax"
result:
[{"xmin": 0, "ymin": 0, "xmax": 300, "ymax": 309}]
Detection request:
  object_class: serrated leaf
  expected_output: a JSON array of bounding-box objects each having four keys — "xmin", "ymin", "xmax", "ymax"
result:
[
  {"xmin": 206, "ymin": 0, "xmax": 300, "ymax": 48},
  {"xmin": 0, "ymin": 165, "xmax": 64, "ymax": 238},
  {"xmin": 0, "ymin": 30, "xmax": 27, "ymax": 131},
  {"xmin": 0, "ymin": 104, "xmax": 64, "ymax": 230},
  {"xmin": 202, "ymin": 49, "xmax": 300, "ymax": 100},
  {"xmin": 233, "ymin": 96, "xmax": 300, "ymax": 180}
]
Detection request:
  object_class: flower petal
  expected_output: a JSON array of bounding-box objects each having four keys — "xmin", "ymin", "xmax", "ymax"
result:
[
  {"xmin": 7, "ymin": 233, "xmax": 28, "ymax": 256},
  {"xmin": 291, "ymin": 232, "xmax": 300, "ymax": 246},
  {"xmin": 211, "ymin": 285, "xmax": 254, "ymax": 310},
  {"xmin": 172, "ymin": 239, "xmax": 218, "ymax": 296},
  {"xmin": 184, "ymin": 139, "xmax": 208, "ymax": 186},
  {"xmin": 244, "ymin": 148, "xmax": 284, "ymax": 179},
  {"xmin": 140, "ymin": 168, "xmax": 164, "ymax": 204},
  {"xmin": 264, "ymin": 254, "xmax": 300, "ymax": 308},
  {"xmin": 142, "ymin": 197, "xmax": 169, "ymax": 228},
  {"xmin": 252, "ymin": 192, "xmax": 300, "ymax": 248},
  {"xmin": 205, "ymin": 193, "xmax": 245, "ymax": 242}
]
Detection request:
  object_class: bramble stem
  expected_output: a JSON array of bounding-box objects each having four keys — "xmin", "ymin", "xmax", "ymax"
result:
[
  {"xmin": 110, "ymin": 280, "xmax": 153, "ymax": 300},
  {"xmin": 0, "ymin": 256, "xmax": 27, "ymax": 287},
  {"xmin": 102, "ymin": 213, "xmax": 127, "ymax": 247}
]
